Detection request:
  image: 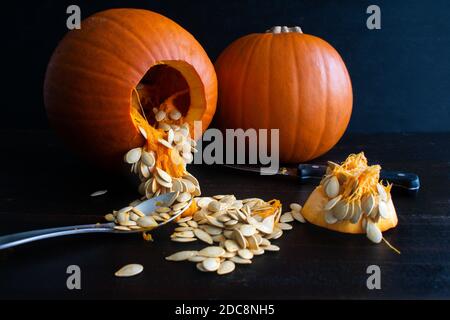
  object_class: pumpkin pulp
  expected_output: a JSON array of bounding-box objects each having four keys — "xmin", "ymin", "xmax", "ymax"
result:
[{"xmin": 130, "ymin": 61, "xmax": 206, "ymax": 178}]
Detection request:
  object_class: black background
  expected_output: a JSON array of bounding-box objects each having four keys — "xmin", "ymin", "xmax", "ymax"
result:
[{"xmin": 3, "ymin": 0, "xmax": 450, "ymax": 132}]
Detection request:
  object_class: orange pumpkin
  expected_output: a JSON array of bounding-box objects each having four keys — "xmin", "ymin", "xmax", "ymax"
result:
[
  {"xmin": 214, "ymin": 26, "xmax": 352, "ymax": 162},
  {"xmin": 44, "ymin": 9, "xmax": 217, "ymax": 170}
]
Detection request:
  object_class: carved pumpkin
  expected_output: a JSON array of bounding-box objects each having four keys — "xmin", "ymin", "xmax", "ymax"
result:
[
  {"xmin": 44, "ymin": 9, "xmax": 217, "ymax": 171},
  {"xmin": 214, "ymin": 26, "xmax": 352, "ymax": 162}
]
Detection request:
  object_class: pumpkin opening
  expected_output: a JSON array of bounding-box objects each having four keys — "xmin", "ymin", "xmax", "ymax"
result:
[
  {"xmin": 128, "ymin": 61, "xmax": 208, "ymax": 180},
  {"xmin": 135, "ymin": 64, "xmax": 191, "ymax": 122}
]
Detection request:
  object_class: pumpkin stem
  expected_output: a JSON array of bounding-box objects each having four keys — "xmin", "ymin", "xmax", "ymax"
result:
[{"xmin": 265, "ymin": 26, "xmax": 303, "ymax": 34}]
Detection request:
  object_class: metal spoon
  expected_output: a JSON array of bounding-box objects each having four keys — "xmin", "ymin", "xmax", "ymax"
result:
[{"xmin": 0, "ymin": 192, "xmax": 191, "ymax": 250}]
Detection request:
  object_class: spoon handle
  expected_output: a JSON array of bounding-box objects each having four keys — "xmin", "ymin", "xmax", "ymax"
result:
[{"xmin": 0, "ymin": 223, "xmax": 115, "ymax": 250}]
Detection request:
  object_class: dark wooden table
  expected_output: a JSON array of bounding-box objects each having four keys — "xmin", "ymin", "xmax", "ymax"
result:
[{"xmin": 0, "ymin": 131, "xmax": 449, "ymax": 299}]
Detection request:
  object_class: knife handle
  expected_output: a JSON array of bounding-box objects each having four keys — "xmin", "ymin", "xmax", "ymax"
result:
[
  {"xmin": 297, "ymin": 164, "xmax": 420, "ymax": 192},
  {"xmin": 297, "ymin": 164, "xmax": 327, "ymax": 181},
  {"xmin": 380, "ymin": 170, "xmax": 420, "ymax": 191}
]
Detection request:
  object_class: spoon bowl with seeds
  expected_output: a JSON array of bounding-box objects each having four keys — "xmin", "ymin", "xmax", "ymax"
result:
[{"xmin": 0, "ymin": 192, "xmax": 192, "ymax": 250}]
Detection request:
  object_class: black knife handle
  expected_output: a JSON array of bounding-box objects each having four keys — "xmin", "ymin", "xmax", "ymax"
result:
[
  {"xmin": 380, "ymin": 169, "xmax": 420, "ymax": 191},
  {"xmin": 297, "ymin": 164, "xmax": 420, "ymax": 192},
  {"xmin": 297, "ymin": 164, "xmax": 327, "ymax": 181}
]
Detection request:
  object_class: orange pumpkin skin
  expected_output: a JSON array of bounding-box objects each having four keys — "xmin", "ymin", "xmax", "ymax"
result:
[
  {"xmin": 44, "ymin": 9, "xmax": 217, "ymax": 169},
  {"xmin": 214, "ymin": 31, "xmax": 352, "ymax": 162}
]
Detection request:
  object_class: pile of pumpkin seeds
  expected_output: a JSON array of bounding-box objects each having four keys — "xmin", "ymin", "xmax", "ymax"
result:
[
  {"xmin": 105, "ymin": 191, "xmax": 192, "ymax": 232},
  {"xmin": 321, "ymin": 161, "xmax": 393, "ymax": 243},
  {"xmin": 165, "ymin": 195, "xmax": 306, "ymax": 275}
]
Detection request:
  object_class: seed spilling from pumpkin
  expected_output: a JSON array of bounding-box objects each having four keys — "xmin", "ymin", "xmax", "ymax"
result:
[
  {"xmin": 301, "ymin": 152, "xmax": 399, "ymax": 247},
  {"xmin": 124, "ymin": 96, "xmax": 201, "ymax": 202}
]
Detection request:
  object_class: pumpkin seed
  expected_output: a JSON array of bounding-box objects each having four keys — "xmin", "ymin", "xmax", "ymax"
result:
[
  {"xmin": 194, "ymin": 228, "xmax": 213, "ymax": 244},
  {"xmin": 289, "ymin": 203, "xmax": 302, "ymax": 212},
  {"xmin": 378, "ymin": 200, "xmax": 390, "ymax": 219},
  {"xmin": 222, "ymin": 251, "xmax": 237, "ymax": 258},
  {"xmin": 120, "ymin": 219, "xmax": 137, "ymax": 227},
  {"xmin": 223, "ymin": 230, "xmax": 234, "ymax": 239},
  {"xmin": 217, "ymin": 260, "xmax": 235, "ymax": 275},
  {"xmin": 155, "ymin": 110, "xmax": 166, "ymax": 122},
  {"xmin": 197, "ymin": 197, "xmax": 213, "ymax": 208},
  {"xmin": 114, "ymin": 226, "xmax": 130, "ymax": 231},
  {"xmin": 196, "ymin": 262, "xmax": 209, "ymax": 272},
  {"xmin": 131, "ymin": 207, "xmax": 145, "ymax": 217},
  {"xmin": 260, "ymin": 238, "xmax": 271, "ymax": 247},
  {"xmin": 264, "ymin": 244, "xmax": 280, "ymax": 252},
  {"xmin": 165, "ymin": 251, "xmax": 198, "ymax": 261},
  {"xmin": 246, "ymin": 235, "xmax": 259, "ymax": 250},
  {"xmin": 345, "ymin": 202, "xmax": 355, "ymax": 221},
  {"xmin": 278, "ymin": 223, "xmax": 293, "ymax": 230},
  {"xmin": 366, "ymin": 220, "xmax": 382, "ymax": 243},
  {"xmin": 212, "ymin": 234, "xmax": 226, "ymax": 243},
  {"xmin": 155, "ymin": 167, "xmax": 172, "ymax": 183},
  {"xmin": 324, "ymin": 211, "xmax": 338, "ymax": 224},
  {"xmin": 90, "ymin": 190, "xmax": 107, "ymax": 197},
  {"xmin": 233, "ymin": 229, "xmax": 247, "ymax": 249},
  {"xmin": 377, "ymin": 183, "xmax": 388, "ymax": 202},
  {"xmin": 187, "ymin": 220, "xmax": 198, "ymax": 228},
  {"xmin": 252, "ymin": 248, "xmax": 265, "ymax": 255},
  {"xmin": 177, "ymin": 216, "xmax": 192, "ymax": 223},
  {"xmin": 167, "ymin": 129, "xmax": 174, "ymax": 145},
  {"xmin": 224, "ymin": 239, "xmax": 239, "ymax": 252},
  {"xmin": 225, "ymin": 219, "xmax": 238, "ymax": 226},
  {"xmin": 332, "ymin": 200, "xmax": 349, "ymax": 220},
  {"xmin": 171, "ymin": 237, "xmax": 197, "ymax": 243},
  {"xmin": 230, "ymin": 256, "xmax": 252, "ymax": 264},
  {"xmin": 172, "ymin": 201, "xmax": 188, "ymax": 211},
  {"xmin": 124, "ymin": 148, "xmax": 142, "ymax": 164},
  {"xmin": 256, "ymin": 215, "xmax": 275, "ymax": 234},
  {"xmin": 325, "ymin": 176, "xmax": 340, "ymax": 198},
  {"xmin": 104, "ymin": 213, "xmax": 115, "ymax": 222},
  {"xmin": 238, "ymin": 249, "xmax": 254, "ymax": 260},
  {"xmin": 115, "ymin": 264, "xmax": 143, "ymax": 277},
  {"xmin": 239, "ymin": 224, "xmax": 257, "ymax": 237},
  {"xmin": 266, "ymin": 229, "xmax": 283, "ymax": 240},
  {"xmin": 137, "ymin": 216, "xmax": 158, "ymax": 228},
  {"xmin": 208, "ymin": 200, "xmax": 222, "ymax": 212},
  {"xmin": 175, "ymin": 226, "xmax": 193, "ymax": 232},
  {"xmin": 324, "ymin": 194, "xmax": 342, "ymax": 211},
  {"xmin": 141, "ymin": 151, "xmax": 155, "ymax": 167},
  {"xmin": 280, "ymin": 212, "xmax": 294, "ymax": 223},
  {"xmin": 362, "ymin": 194, "xmax": 375, "ymax": 216},
  {"xmin": 361, "ymin": 218, "xmax": 367, "ymax": 231},
  {"xmin": 118, "ymin": 206, "xmax": 133, "ymax": 214},
  {"xmin": 174, "ymin": 231, "xmax": 195, "ymax": 238},
  {"xmin": 159, "ymin": 122, "xmax": 171, "ymax": 131},
  {"xmin": 177, "ymin": 192, "xmax": 191, "ymax": 203},
  {"xmin": 198, "ymin": 246, "xmax": 225, "ymax": 258},
  {"xmin": 350, "ymin": 201, "xmax": 363, "ymax": 224},
  {"xmin": 202, "ymin": 225, "xmax": 223, "ymax": 235},
  {"xmin": 188, "ymin": 256, "xmax": 206, "ymax": 262},
  {"xmin": 292, "ymin": 211, "xmax": 306, "ymax": 223},
  {"xmin": 202, "ymin": 258, "xmax": 220, "ymax": 271}
]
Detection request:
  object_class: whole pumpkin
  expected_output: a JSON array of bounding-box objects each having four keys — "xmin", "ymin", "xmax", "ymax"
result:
[
  {"xmin": 215, "ymin": 26, "xmax": 352, "ymax": 162},
  {"xmin": 44, "ymin": 9, "xmax": 217, "ymax": 170}
]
